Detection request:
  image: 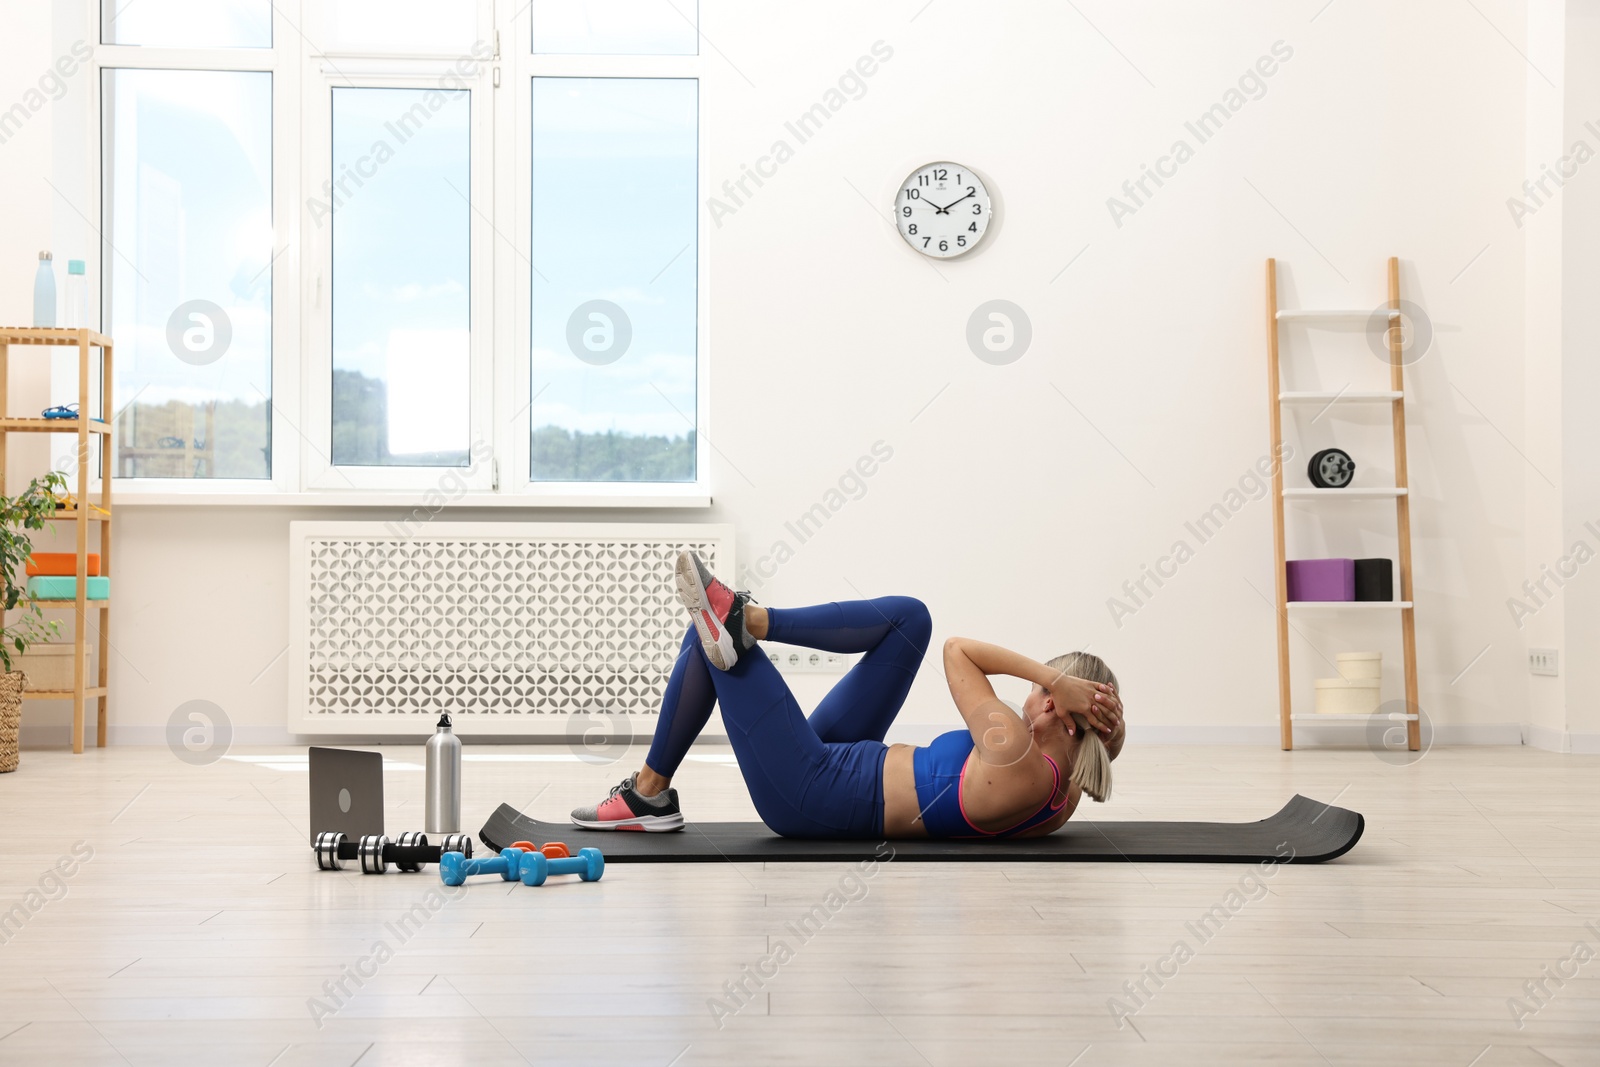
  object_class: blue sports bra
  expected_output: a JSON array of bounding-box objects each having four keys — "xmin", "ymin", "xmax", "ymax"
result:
[{"xmin": 911, "ymin": 729, "xmax": 1069, "ymax": 839}]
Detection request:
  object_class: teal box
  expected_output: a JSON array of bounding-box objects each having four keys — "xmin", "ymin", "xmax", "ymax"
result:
[{"xmin": 27, "ymin": 576, "xmax": 110, "ymax": 600}]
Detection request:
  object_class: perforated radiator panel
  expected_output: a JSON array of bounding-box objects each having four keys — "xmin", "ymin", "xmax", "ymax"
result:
[{"xmin": 289, "ymin": 522, "xmax": 734, "ymax": 734}]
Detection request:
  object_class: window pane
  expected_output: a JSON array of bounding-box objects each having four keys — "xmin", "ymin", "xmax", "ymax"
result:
[
  {"xmin": 530, "ymin": 78, "xmax": 697, "ymax": 482},
  {"xmin": 331, "ymin": 87, "xmax": 472, "ymax": 467},
  {"xmin": 102, "ymin": 69, "xmax": 273, "ymax": 480},
  {"xmin": 324, "ymin": 0, "xmax": 478, "ymax": 54},
  {"xmin": 532, "ymin": 1, "xmax": 697, "ymax": 55},
  {"xmin": 102, "ymin": 0, "xmax": 271, "ymax": 48}
]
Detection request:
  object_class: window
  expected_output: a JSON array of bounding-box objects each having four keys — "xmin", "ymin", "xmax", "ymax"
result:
[
  {"xmin": 96, "ymin": 0, "xmax": 705, "ymax": 499},
  {"xmin": 102, "ymin": 67, "xmax": 274, "ymax": 480},
  {"xmin": 330, "ymin": 87, "xmax": 472, "ymax": 468},
  {"xmin": 102, "ymin": 0, "xmax": 271, "ymax": 49},
  {"xmin": 322, "ymin": 0, "xmax": 477, "ymax": 54},
  {"xmin": 531, "ymin": 0, "xmax": 698, "ymax": 55},
  {"xmin": 529, "ymin": 77, "xmax": 698, "ymax": 482}
]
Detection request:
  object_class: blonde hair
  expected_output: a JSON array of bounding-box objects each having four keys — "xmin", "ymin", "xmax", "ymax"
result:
[{"xmin": 1045, "ymin": 652, "xmax": 1119, "ymax": 804}]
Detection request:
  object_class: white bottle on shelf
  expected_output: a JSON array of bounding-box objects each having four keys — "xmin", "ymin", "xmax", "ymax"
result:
[{"xmin": 33, "ymin": 251, "xmax": 56, "ymax": 328}]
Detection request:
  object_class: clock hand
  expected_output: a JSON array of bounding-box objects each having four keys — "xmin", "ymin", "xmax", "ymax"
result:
[{"xmin": 939, "ymin": 191, "xmax": 975, "ymax": 212}]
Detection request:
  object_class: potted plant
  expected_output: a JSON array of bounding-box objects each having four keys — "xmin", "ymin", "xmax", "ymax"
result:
[{"xmin": 0, "ymin": 471, "xmax": 68, "ymax": 773}]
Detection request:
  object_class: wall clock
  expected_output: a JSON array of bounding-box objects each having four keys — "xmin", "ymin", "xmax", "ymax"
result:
[{"xmin": 895, "ymin": 161, "xmax": 992, "ymax": 258}]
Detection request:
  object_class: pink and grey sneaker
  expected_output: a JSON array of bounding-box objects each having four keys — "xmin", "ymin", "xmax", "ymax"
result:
[
  {"xmin": 570, "ymin": 774, "xmax": 684, "ymax": 832},
  {"xmin": 675, "ymin": 550, "xmax": 757, "ymax": 671}
]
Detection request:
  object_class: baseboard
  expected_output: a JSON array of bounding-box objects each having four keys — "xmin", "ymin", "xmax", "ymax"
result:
[
  {"xmin": 17, "ymin": 720, "xmax": 1578, "ymax": 751},
  {"xmin": 1521, "ymin": 723, "xmax": 1600, "ymax": 754},
  {"xmin": 886, "ymin": 721, "xmax": 1531, "ymax": 747},
  {"xmin": 18, "ymin": 724, "xmax": 734, "ymax": 749}
]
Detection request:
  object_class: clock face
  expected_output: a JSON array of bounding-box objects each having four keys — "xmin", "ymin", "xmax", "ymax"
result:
[{"xmin": 896, "ymin": 161, "xmax": 992, "ymax": 258}]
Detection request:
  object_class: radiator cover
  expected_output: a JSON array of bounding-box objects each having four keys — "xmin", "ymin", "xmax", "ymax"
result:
[{"xmin": 289, "ymin": 521, "xmax": 734, "ymax": 735}]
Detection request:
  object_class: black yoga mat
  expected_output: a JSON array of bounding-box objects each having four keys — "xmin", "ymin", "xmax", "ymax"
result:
[{"xmin": 479, "ymin": 794, "xmax": 1363, "ymax": 864}]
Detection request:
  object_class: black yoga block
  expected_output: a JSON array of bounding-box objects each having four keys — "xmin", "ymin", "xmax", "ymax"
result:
[{"xmin": 1354, "ymin": 558, "xmax": 1394, "ymax": 601}]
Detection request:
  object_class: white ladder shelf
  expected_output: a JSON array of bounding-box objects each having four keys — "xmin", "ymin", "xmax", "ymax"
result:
[{"xmin": 1265, "ymin": 257, "xmax": 1421, "ymax": 751}]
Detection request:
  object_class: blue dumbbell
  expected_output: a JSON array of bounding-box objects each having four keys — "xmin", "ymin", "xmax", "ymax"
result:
[
  {"xmin": 519, "ymin": 847, "xmax": 604, "ymax": 886},
  {"xmin": 440, "ymin": 847, "xmax": 525, "ymax": 887}
]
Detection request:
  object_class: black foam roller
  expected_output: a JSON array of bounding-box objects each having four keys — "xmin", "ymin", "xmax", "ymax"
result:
[{"xmin": 1354, "ymin": 558, "xmax": 1393, "ymax": 602}]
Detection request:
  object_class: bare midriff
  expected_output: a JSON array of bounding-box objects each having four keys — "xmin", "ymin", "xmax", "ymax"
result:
[{"xmin": 881, "ymin": 743, "xmax": 930, "ymax": 838}]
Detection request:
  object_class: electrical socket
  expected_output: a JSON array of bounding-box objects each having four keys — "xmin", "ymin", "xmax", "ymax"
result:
[
  {"xmin": 765, "ymin": 642, "xmax": 854, "ymax": 674},
  {"xmin": 1529, "ymin": 648, "xmax": 1559, "ymax": 677}
]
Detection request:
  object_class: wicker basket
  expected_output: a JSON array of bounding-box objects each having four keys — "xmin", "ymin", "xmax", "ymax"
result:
[{"xmin": 0, "ymin": 670, "xmax": 22, "ymax": 773}]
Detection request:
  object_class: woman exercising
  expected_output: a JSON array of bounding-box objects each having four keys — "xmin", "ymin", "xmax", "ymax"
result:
[{"xmin": 571, "ymin": 551, "xmax": 1125, "ymax": 839}]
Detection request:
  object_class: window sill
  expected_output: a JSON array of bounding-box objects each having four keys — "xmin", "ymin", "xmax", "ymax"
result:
[{"xmin": 110, "ymin": 489, "xmax": 712, "ymax": 508}]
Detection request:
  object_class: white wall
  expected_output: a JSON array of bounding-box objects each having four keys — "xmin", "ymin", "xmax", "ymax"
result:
[
  {"xmin": 0, "ymin": 0, "xmax": 58, "ymax": 487},
  {"xmin": 1557, "ymin": 0, "xmax": 1600, "ymax": 745},
  {"xmin": 13, "ymin": 0, "xmax": 1592, "ymax": 749}
]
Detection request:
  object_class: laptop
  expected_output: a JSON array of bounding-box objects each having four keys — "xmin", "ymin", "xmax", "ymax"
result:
[{"xmin": 308, "ymin": 747, "xmax": 384, "ymax": 846}]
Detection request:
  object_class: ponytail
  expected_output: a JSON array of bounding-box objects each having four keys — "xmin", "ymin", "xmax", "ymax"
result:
[{"xmin": 1067, "ymin": 713, "xmax": 1112, "ymax": 802}]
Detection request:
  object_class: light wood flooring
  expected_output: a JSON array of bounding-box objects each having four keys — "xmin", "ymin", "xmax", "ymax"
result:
[{"xmin": 1, "ymin": 741, "xmax": 1597, "ymax": 1065}]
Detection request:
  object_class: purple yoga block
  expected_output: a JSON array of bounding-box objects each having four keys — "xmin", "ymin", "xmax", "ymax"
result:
[{"xmin": 1286, "ymin": 558, "xmax": 1355, "ymax": 601}]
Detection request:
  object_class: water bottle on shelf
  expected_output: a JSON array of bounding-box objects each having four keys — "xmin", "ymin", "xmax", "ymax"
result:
[
  {"xmin": 424, "ymin": 713, "xmax": 462, "ymax": 834},
  {"xmin": 63, "ymin": 260, "xmax": 87, "ymax": 330},
  {"xmin": 33, "ymin": 251, "xmax": 55, "ymax": 328}
]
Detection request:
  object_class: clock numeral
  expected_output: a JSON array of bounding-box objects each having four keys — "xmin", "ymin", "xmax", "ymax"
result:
[
  {"xmin": 938, "ymin": 239, "xmax": 949, "ymax": 252},
  {"xmin": 905, "ymin": 188, "xmax": 920, "ymax": 200},
  {"xmin": 932, "ymin": 168, "xmax": 947, "ymax": 180},
  {"xmin": 957, "ymin": 235, "xmax": 966, "ymax": 247},
  {"xmin": 917, "ymin": 174, "xmax": 929, "ymax": 186},
  {"xmin": 907, "ymin": 223, "xmax": 917, "ymax": 235},
  {"xmin": 968, "ymin": 222, "xmax": 978, "ymax": 232},
  {"xmin": 967, "ymin": 186, "xmax": 975, "ymax": 196},
  {"xmin": 922, "ymin": 236, "xmax": 931, "ymax": 248},
  {"xmin": 901, "ymin": 206, "xmax": 912, "ymax": 217},
  {"xmin": 973, "ymin": 203, "xmax": 982, "ymax": 215}
]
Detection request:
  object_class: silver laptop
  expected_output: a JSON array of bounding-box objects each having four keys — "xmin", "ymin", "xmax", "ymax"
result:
[{"xmin": 309, "ymin": 747, "xmax": 384, "ymax": 846}]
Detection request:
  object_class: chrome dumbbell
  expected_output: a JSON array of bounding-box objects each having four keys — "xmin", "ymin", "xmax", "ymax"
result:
[{"xmin": 313, "ymin": 831, "xmax": 474, "ymax": 873}]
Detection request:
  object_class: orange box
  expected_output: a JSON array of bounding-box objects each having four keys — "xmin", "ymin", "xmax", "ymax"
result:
[{"xmin": 25, "ymin": 553, "xmax": 100, "ymax": 577}]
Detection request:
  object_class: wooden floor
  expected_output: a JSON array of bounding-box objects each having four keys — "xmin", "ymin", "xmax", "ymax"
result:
[{"xmin": 1, "ymin": 741, "xmax": 1596, "ymax": 1066}]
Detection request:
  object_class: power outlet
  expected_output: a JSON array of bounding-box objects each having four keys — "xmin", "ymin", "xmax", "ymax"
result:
[
  {"xmin": 1529, "ymin": 648, "xmax": 1559, "ymax": 677},
  {"xmin": 765, "ymin": 642, "xmax": 854, "ymax": 675}
]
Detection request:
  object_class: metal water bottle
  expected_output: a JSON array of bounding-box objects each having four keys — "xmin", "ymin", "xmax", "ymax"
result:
[{"xmin": 424, "ymin": 713, "xmax": 462, "ymax": 834}]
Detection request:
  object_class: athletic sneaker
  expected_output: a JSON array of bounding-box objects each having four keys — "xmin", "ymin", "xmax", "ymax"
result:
[
  {"xmin": 675, "ymin": 550, "xmax": 757, "ymax": 671},
  {"xmin": 570, "ymin": 774, "xmax": 685, "ymax": 832}
]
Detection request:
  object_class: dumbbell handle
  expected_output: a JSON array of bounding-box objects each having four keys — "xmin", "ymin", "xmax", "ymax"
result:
[{"xmin": 335, "ymin": 839, "xmax": 449, "ymax": 865}]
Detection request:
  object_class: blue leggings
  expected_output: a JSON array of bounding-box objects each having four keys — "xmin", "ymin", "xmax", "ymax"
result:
[{"xmin": 644, "ymin": 596, "xmax": 933, "ymax": 838}]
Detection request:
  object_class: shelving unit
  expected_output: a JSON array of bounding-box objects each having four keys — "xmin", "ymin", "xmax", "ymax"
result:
[
  {"xmin": 1265, "ymin": 259, "xmax": 1420, "ymax": 751},
  {"xmin": 0, "ymin": 328, "xmax": 113, "ymax": 753}
]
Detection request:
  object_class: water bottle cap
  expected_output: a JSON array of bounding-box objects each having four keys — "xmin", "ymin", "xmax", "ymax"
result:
[
  {"xmin": 437, "ymin": 713, "xmax": 452, "ymax": 730},
  {"xmin": 68, "ymin": 260, "xmax": 85, "ymax": 274},
  {"xmin": 39, "ymin": 251, "xmax": 52, "ymax": 260}
]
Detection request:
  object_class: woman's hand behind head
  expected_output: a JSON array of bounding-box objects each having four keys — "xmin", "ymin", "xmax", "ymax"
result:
[{"xmin": 1046, "ymin": 674, "xmax": 1121, "ymax": 739}]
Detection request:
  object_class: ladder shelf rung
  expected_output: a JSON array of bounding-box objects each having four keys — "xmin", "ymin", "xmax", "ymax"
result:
[
  {"xmin": 1279, "ymin": 390, "xmax": 1403, "ymax": 403},
  {"xmin": 1276, "ymin": 309, "xmax": 1401, "ymax": 320},
  {"xmin": 1286, "ymin": 600, "xmax": 1413, "ymax": 610},
  {"xmin": 1282, "ymin": 488, "xmax": 1407, "ymax": 498},
  {"xmin": 1289, "ymin": 713, "xmax": 1418, "ymax": 722}
]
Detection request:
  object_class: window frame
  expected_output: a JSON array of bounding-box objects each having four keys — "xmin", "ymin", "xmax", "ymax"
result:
[{"xmin": 85, "ymin": 0, "xmax": 711, "ymax": 506}]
